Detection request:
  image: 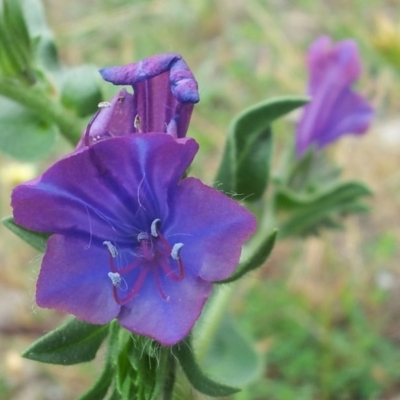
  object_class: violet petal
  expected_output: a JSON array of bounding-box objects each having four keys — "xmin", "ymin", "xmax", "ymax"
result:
[
  {"xmin": 118, "ymin": 272, "xmax": 212, "ymax": 346},
  {"xmin": 315, "ymin": 89, "xmax": 373, "ymax": 148},
  {"xmin": 76, "ymin": 88, "xmax": 136, "ymax": 148},
  {"xmin": 12, "ymin": 135, "xmax": 199, "ymax": 238},
  {"xmin": 37, "ymin": 234, "xmax": 121, "ymax": 324},
  {"xmin": 100, "ymin": 54, "xmax": 199, "ymax": 137},
  {"xmin": 165, "ymin": 177, "xmax": 257, "ymax": 282},
  {"xmin": 296, "ymin": 36, "xmax": 373, "ymax": 156}
]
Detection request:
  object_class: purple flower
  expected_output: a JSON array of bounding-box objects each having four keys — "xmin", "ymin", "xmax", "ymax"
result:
[
  {"xmin": 12, "ymin": 134, "xmax": 256, "ymax": 345},
  {"xmin": 296, "ymin": 36, "xmax": 374, "ymax": 157},
  {"xmin": 77, "ymin": 53, "xmax": 199, "ymax": 147}
]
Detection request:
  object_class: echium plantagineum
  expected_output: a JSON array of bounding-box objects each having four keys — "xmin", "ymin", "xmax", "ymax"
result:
[
  {"xmin": 12, "ymin": 54, "xmax": 256, "ymax": 345},
  {"xmin": 296, "ymin": 36, "xmax": 374, "ymax": 157}
]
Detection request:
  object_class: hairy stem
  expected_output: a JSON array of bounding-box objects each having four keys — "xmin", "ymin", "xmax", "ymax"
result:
[{"xmin": 0, "ymin": 77, "xmax": 84, "ymax": 145}]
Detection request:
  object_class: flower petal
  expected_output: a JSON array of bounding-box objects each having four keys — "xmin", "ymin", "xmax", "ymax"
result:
[
  {"xmin": 296, "ymin": 36, "xmax": 371, "ymax": 156},
  {"xmin": 76, "ymin": 88, "xmax": 136, "ymax": 148},
  {"xmin": 315, "ymin": 89, "xmax": 374, "ymax": 148},
  {"xmin": 118, "ymin": 270, "xmax": 212, "ymax": 345},
  {"xmin": 164, "ymin": 178, "xmax": 257, "ymax": 282},
  {"xmin": 307, "ymin": 36, "xmax": 361, "ymax": 92},
  {"xmin": 36, "ymin": 234, "xmax": 120, "ymax": 324},
  {"xmin": 12, "ymin": 135, "xmax": 199, "ymax": 240},
  {"xmin": 100, "ymin": 54, "xmax": 199, "ymax": 137}
]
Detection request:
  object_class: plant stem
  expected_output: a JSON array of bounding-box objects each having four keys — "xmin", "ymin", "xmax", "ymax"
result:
[{"xmin": 0, "ymin": 77, "xmax": 84, "ymax": 146}]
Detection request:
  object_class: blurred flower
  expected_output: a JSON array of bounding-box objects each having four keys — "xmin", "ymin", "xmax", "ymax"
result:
[
  {"xmin": 0, "ymin": 162, "xmax": 36, "ymax": 187},
  {"xmin": 12, "ymin": 134, "xmax": 256, "ymax": 345},
  {"xmin": 373, "ymin": 15, "xmax": 400, "ymax": 72},
  {"xmin": 77, "ymin": 54, "xmax": 199, "ymax": 148},
  {"xmin": 296, "ymin": 36, "xmax": 374, "ymax": 157}
]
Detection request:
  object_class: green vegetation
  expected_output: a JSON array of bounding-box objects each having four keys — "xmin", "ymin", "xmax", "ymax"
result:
[{"xmin": 2, "ymin": 0, "xmax": 400, "ymax": 398}]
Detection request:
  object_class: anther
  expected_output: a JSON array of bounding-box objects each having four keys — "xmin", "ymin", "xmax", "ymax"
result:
[
  {"xmin": 137, "ymin": 232, "xmax": 149, "ymax": 242},
  {"xmin": 103, "ymin": 241, "xmax": 118, "ymax": 258},
  {"xmin": 151, "ymin": 219, "xmax": 161, "ymax": 237},
  {"xmin": 166, "ymin": 118, "xmax": 178, "ymax": 137},
  {"xmin": 108, "ymin": 272, "xmax": 121, "ymax": 287},
  {"xmin": 134, "ymin": 115, "xmax": 142, "ymax": 132},
  {"xmin": 98, "ymin": 101, "xmax": 112, "ymax": 108},
  {"xmin": 171, "ymin": 243, "xmax": 184, "ymax": 260}
]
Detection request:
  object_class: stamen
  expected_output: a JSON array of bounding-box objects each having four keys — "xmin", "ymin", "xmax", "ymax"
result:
[
  {"xmin": 166, "ymin": 117, "xmax": 178, "ymax": 138},
  {"xmin": 151, "ymin": 218, "xmax": 161, "ymax": 237},
  {"xmin": 83, "ymin": 109, "xmax": 101, "ymax": 146},
  {"xmin": 160, "ymin": 257, "xmax": 184, "ymax": 282},
  {"xmin": 154, "ymin": 268, "xmax": 169, "ymax": 301},
  {"xmin": 171, "ymin": 243, "xmax": 184, "ymax": 260},
  {"xmin": 98, "ymin": 101, "xmax": 112, "ymax": 108},
  {"xmin": 137, "ymin": 232, "xmax": 149, "ymax": 242},
  {"xmin": 118, "ymin": 257, "xmax": 142, "ymax": 275},
  {"xmin": 134, "ymin": 115, "xmax": 142, "ymax": 133},
  {"xmin": 115, "ymin": 268, "xmax": 149, "ymax": 305},
  {"xmin": 103, "ymin": 241, "xmax": 118, "ymax": 257},
  {"xmin": 108, "ymin": 272, "xmax": 121, "ymax": 287}
]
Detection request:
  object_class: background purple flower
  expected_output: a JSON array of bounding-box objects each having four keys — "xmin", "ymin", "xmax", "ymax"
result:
[
  {"xmin": 296, "ymin": 36, "xmax": 374, "ymax": 157},
  {"xmin": 78, "ymin": 54, "xmax": 199, "ymax": 147},
  {"xmin": 12, "ymin": 134, "xmax": 256, "ymax": 345}
]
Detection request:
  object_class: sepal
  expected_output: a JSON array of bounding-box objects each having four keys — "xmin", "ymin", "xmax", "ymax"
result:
[
  {"xmin": 115, "ymin": 335, "xmax": 158, "ymax": 400},
  {"xmin": 78, "ymin": 360, "xmax": 115, "ymax": 400},
  {"xmin": 172, "ymin": 334, "xmax": 240, "ymax": 397}
]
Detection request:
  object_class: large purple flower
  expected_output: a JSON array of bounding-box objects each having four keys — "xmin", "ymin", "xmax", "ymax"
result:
[
  {"xmin": 296, "ymin": 36, "xmax": 374, "ymax": 157},
  {"xmin": 77, "ymin": 53, "xmax": 199, "ymax": 147},
  {"xmin": 12, "ymin": 134, "xmax": 256, "ymax": 345}
]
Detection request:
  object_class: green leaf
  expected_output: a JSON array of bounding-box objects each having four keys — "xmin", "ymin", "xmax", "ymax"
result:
[
  {"xmin": 107, "ymin": 389, "xmax": 120, "ymax": 400},
  {"xmin": 215, "ymin": 96, "xmax": 309, "ymax": 201},
  {"xmin": 22, "ymin": 318, "xmax": 109, "ymax": 365},
  {"xmin": 0, "ymin": 0, "xmax": 33, "ymax": 80},
  {"xmin": 21, "ymin": 0, "xmax": 60, "ymax": 73},
  {"xmin": 286, "ymin": 148, "xmax": 343, "ymax": 194},
  {"xmin": 216, "ymin": 229, "xmax": 278, "ymax": 284},
  {"xmin": 2, "ymin": 215, "xmax": 49, "ymax": 252},
  {"xmin": 200, "ymin": 313, "xmax": 262, "ymax": 387},
  {"xmin": 31, "ymin": 32, "xmax": 60, "ymax": 75},
  {"xmin": 78, "ymin": 360, "xmax": 114, "ymax": 400},
  {"xmin": 78, "ymin": 321, "xmax": 119, "ymax": 400},
  {"xmin": 0, "ymin": 96, "xmax": 57, "ymax": 161},
  {"xmin": 172, "ymin": 335, "xmax": 240, "ymax": 397},
  {"xmin": 277, "ymin": 181, "xmax": 372, "ymax": 238},
  {"xmin": 61, "ymin": 65, "xmax": 102, "ymax": 117}
]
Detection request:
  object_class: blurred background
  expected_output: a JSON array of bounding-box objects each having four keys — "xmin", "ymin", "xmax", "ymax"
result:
[{"xmin": 1, "ymin": 0, "xmax": 400, "ymax": 398}]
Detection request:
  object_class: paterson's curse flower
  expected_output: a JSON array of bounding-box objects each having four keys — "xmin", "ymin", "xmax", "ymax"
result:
[
  {"xmin": 77, "ymin": 53, "xmax": 199, "ymax": 148},
  {"xmin": 296, "ymin": 36, "xmax": 374, "ymax": 157},
  {"xmin": 12, "ymin": 134, "xmax": 256, "ymax": 345}
]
